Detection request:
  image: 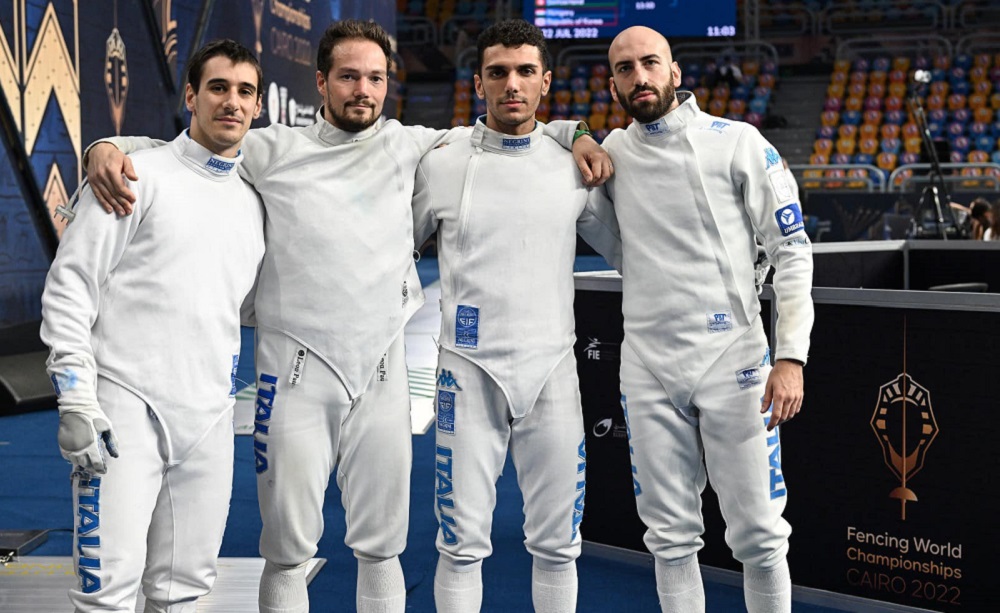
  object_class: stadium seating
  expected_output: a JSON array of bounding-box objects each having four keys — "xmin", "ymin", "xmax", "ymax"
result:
[
  {"xmin": 450, "ymin": 55, "xmax": 780, "ymax": 142},
  {"xmin": 811, "ymin": 51, "xmax": 1000, "ymax": 187}
]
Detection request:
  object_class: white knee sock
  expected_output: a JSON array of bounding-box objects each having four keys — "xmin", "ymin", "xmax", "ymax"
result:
[
  {"xmin": 744, "ymin": 560, "xmax": 791, "ymax": 613},
  {"xmin": 531, "ymin": 560, "xmax": 578, "ymax": 613},
  {"xmin": 433, "ymin": 558, "xmax": 483, "ymax": 613},
  {"xmin": 259, "ymin": 560, "xmax": 310, "ymax": 613},
  {"xmin": 357, "ymin": 556, "xmax": 406, "ymax": 613},
  {"xmin": 654, "ymin": 555, "xmax": 705, "ymax": 613}
]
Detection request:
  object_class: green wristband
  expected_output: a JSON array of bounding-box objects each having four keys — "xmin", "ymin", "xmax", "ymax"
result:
[{"xmin": 573, "ymin": 128, "xmax": 592, "ymax": 143}]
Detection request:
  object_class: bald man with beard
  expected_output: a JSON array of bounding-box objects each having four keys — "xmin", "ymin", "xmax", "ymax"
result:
[{"xmin": 593, "ymin": 26, "xmax": 814, "ymax": 613}]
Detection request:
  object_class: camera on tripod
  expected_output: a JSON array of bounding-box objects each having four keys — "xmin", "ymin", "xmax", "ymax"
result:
[{"xmin": 905, "ymin": 68, "xmax": 969, "ymax": 240}]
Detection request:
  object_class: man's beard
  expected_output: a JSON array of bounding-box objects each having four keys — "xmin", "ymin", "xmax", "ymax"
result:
[
  {"xmin": 618, "ymin": 82, "xmax": 676, "ymax": 124},
  {"xmin": 328, "ymin": 102, "xmax": 378, "ymax": 132}
]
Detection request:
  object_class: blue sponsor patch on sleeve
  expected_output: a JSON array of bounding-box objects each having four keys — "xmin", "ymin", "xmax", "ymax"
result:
[
  {"xmin": 455, "ymin": 305, "xmax": 480, "ymax": 349},
  {"xmin": 437, "ymin": 391, "xmax": 456, "ymax": 434},
  {"xmin": 775, "ymin": 203, "xmax": 804, "ymax": 236}
]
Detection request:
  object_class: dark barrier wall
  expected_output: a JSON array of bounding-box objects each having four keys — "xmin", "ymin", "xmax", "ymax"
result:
[
  {"xmin": 810, "ymin": 242, "xmax": 1000, "ymax": 292},
  {"xmin": 781, "ymin": 296, "xmax": 996, "ymax": 612},
  {"xmin": 575, "ymin": 276, "xmax": 999, "ymax": 611},
  {"xmin": 0, "ymin": 0, "xmax": 396, "ymax": 328},
  {"xmin": 812, "ymin": 244, "xmax": 905, "ymax": 290},
  {"xmin": 907, "ymin": 243, "xmax": 1000, "ymax": 291}
]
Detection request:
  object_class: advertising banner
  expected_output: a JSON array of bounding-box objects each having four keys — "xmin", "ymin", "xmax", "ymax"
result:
[
  {"xmin": 0, "ymin": 0, "xmax": 396, "ymax": 327},
  {"xmin": 575, "ymin": 280, "xmax": 996, "ymax": 610}
]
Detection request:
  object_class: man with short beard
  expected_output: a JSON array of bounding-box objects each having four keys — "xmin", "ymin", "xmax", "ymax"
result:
[
  {"xmin": 83, "ymin": 19, "xmax": 610, "ymax": 613},
  {"xmin": 596, "ymin": 26, "xmax": 814, "ymax": 613}
]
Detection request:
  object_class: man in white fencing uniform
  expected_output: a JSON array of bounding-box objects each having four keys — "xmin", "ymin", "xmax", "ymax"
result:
[
  {"xmin": 84, "ymin": 19, "xmax": 612, "ymax": 613},
  {"xmin": 41, "ymin": 40, "xmax": 265, "ymax": 612},
  {"xmin": 598, "ymin": 27, "xmax": 814, "ymax": 613},
  {"xmin": 412, "ymin": 20, "xmax": 621, "ymax": 613}
]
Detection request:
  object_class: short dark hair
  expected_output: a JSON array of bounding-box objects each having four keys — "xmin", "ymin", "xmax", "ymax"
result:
[
  {"xmin": 317, "ymin": 19, "xmax": 393, "ymax": 76},
  {"xmin": 186, "ymin": 39, "xmax": 263, "ymax": 99},
  {"xmin": 476, "ymin": 19, "xmax": 552, "ymax": 74}
]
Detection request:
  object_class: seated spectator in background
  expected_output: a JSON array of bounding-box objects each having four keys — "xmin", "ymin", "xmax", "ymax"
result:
[
  {"xmin": 710, "ymin": 53, "xmax": 743, "ymax": 90},
  {"xmin": 970, "ymin": 197, "xmax": 992, "ymax": 240},
  {"xmin": 985, "ymin": 202, "xmax": 1000, "ymax": 241}
]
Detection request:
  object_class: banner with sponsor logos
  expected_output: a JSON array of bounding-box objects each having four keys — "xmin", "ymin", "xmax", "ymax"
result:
[
  {"xmin": 0, "ymin": 0, "xmax": 395, "ymax": 327},
  {"xmin": 574, "ymin": 287, "xmax": 646, "ymax": 551},
  {"xmin": 575, "ymin": 278, "xmax": 996, "ymax": 610}
]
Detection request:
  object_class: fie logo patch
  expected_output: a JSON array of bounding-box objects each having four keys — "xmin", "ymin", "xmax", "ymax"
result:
[
  {"xmin": 437, "ymin": 391, "xmax": 456, "ymax": 435},
  {"xmin": 455, "ymin": 305, "xmax": 480, "ymax": 349}
]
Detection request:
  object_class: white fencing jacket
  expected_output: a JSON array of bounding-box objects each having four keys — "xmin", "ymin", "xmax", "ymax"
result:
[
  {"xmin": 41, "ymin": 132, "xmax": 265, "ymax": 462},
  {"xmin": 98, "ymin": 114, "xmax": 582, "ymax": 398},
  {"xmin": 601, "ymin": 92, "xmax": 813, "ymax": 392},
  {"xmin": 413, "ymin": 119, "xmax": 621, "ymax": 417}
]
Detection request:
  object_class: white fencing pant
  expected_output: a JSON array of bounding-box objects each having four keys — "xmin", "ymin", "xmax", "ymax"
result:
[
  {"xmin": 69, "ymin": 379, "xmax": 233, "ymax": 612},
  {"xmin": 434, "ymin": 350, "xmax": 586, "ymax": 570},
  {"xmin": 619, "ymin": 326, "xmax": 791, "ymax": 570},
  {"xmin": 254, "ymin": 329, "xmax": 412, "ymax": 566}
]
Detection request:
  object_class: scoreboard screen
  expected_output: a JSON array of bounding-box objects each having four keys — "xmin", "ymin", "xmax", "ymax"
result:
[{"xmin": 526, "ymin": 1, "xmax": 738, "ymax": 40}]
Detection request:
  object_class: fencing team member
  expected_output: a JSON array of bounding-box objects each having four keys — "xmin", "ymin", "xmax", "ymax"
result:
[
  {"xmin": 41, "ymin": 40, "xmax": 265, "ymax": 612},
  {"xmin": 84, "ymin": 19, "xmax": 611, "ymax": 613},
  {"xmin": 599, "ymin": 26, "xmax": 814, "ymax": 613},
  {"xmin": 412, "ymin": 20, "xmax": 620, "ymax": 613}
]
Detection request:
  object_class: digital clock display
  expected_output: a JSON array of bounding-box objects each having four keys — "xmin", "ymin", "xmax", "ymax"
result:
[{"xmin": 528, "ymin": 1, "xmax": 737, "ymax": 40}]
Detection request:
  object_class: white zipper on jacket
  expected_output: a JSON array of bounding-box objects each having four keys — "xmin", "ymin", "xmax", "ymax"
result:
[{"xmin": 452, "ymin": 145, "xmax": 484, "ymax": 296}]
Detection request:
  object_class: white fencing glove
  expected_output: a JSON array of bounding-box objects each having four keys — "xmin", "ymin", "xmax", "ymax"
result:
[
  {"xmin": 50, "ymin": 360, "xmax": 119, "ymax": 474},
  {"xmin": 57, "ymin": 407, "xmax": 120, "ymax": 474}
]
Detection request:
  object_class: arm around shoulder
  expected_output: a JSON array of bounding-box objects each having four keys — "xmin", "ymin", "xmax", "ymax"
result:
[{"xmin": 83, "ymin": 135, "xmax": 165, "ymax": 215}]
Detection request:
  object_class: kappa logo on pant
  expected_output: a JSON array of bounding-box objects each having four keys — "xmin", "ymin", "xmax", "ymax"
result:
[{"xmin": 437, "ymin": 369, "xmax": 462, "ymax": 390}]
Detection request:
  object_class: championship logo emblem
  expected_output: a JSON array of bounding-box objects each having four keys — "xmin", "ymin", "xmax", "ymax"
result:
[
  {"xmin": 104, "ymin": 27, "xmax": 128, "ymax": 135},
  {"xmin": 870, "ymin": 373, "xmax": 939, "ymax": 520}
]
